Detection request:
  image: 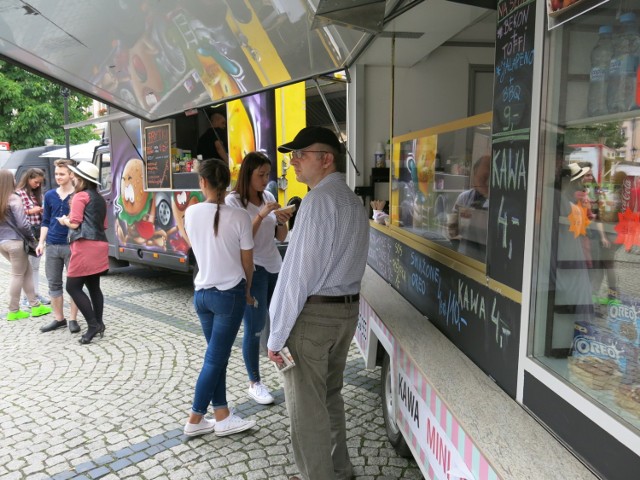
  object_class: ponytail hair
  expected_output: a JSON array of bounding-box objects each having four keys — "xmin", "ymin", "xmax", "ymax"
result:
[{"xmin": 198, "ymin": 158, "xmax": 231, "ymax": 236}]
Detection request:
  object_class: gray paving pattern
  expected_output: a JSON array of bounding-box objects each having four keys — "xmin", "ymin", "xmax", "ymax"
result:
[{"xmin": 0, "ymin": 261, "xmax": 422, "ymax": 480}]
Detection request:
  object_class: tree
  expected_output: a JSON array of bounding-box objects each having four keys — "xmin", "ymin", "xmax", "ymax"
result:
[
  {"xmin": 0, "ymin": 60, "xmax": 98, "ymax": 150},
  {"xmin": 565, "ymin": 121, "xmax": 627, "ymax": 150}
]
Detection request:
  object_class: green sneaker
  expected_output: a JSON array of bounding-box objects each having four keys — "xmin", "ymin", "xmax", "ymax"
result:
[
  {"xmin": 7, "ymin": 310, "xmax": 30, "ymax": 321},
  {"xmin": 30, "ymin": 304, "xmax": 52, "ymax": 317}
]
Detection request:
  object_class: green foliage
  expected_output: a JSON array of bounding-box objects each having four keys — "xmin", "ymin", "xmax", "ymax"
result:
[
  {"xmin": 0, "ymin": 60, "xmax": 98, "ymax": 150},
  {"xmin": 565, "ymin": 122, "xmax": 627, "ymax": 150}
]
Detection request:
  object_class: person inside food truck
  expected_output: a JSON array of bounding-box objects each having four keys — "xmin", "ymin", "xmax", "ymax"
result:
[
  {"xmin": 449, "ymin": 154, "xmax": 490, "ymax": 261},
  {"xmin": 197, "ymin": 109, "xmax": 228, "ymax": 162}
]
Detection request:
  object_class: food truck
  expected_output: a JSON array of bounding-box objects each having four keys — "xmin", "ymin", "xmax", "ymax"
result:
[
  {"xmin": 1, "ymin": 1, "xmax": 638, "ymax": 478},
  {"xmin": 76, "ymin": 86, "xmax": 307, "ymax": 272}
]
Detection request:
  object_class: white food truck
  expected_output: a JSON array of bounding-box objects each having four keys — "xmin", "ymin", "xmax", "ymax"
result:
[{"xmin": 2, "ymin": 1, "xmax": 637, "ymax": 478}]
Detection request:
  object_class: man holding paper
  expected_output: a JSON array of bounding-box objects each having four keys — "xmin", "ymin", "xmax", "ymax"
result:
[{"xmin": 268, "ymin": 126, "xmax": 369, "ymax": 480}]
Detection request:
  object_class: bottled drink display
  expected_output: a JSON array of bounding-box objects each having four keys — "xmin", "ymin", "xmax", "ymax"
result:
[
  {"xmin": 607, "ymin": 13, "xmax": 640, "ymax": 113},
  {"xmin": 588, "ymin": 25, "xmax": 613, "ymax": 116}
]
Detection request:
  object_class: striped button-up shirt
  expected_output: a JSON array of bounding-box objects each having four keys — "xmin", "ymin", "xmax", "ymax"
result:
[{"xmin": 268, "ymin": 172, "xmax": 369, "ymax": 352}]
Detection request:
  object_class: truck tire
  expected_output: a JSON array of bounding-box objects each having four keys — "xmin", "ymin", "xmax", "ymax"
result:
[
  {"xmin": 156, "ymin": 198, "xmax": 173, "ymax": 228},
  {"xmin": 381, "ymin": 353, "xmax": 412, "ymax": 457}
]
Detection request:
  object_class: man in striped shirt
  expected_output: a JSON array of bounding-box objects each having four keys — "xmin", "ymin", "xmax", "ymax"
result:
[{"xmin": 268, "ymin": 127, "xmax": 369, "ymax": 480}]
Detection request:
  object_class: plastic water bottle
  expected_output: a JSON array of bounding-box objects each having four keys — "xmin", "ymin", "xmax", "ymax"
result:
[
  {"xmin": 607, "ymin": 13, "xmax": 640, "ymax": 113},
  {"xmin": 588, "ymin": 25, "xmax": 613, "ymax": 116}
]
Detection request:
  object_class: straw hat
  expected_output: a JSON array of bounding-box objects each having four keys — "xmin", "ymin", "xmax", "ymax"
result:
[
  {"xmin": 68, "ymin": 161, "xmax": 101, "ymax": 186},
  {"xmin": 568, "ymin": 162, "xmax": 590, "ymax": 182}
]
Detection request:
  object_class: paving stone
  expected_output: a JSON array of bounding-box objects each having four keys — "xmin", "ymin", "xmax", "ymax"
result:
[
  {"xmin": 109, "ymin": 458, "xmax": 132, "ymax": 472},
  {"xmin": 0, "ymin": 264, "xmax": 422, "ymax": 480},
  {"xmin": 50, "ymin": 471, "xmax": 75, "ymax": 480},
  {"xmin": 87, "ymin": 466, "xmax": 110, "ymax": 478}
]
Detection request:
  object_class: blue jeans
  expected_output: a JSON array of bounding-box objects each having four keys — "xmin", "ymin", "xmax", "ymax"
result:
[
  {"xmin": 243, "ymin": 266, "xmax": 278, "ymax": 382},
  {"xmin": 191, "ymin": 280, "xmax": 246, "ymax": 414}
]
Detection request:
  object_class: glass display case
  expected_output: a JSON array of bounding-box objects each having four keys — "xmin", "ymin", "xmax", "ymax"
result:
[
  {"xmin": 534, "ymin": 0, "xmax": 640, "ymax": 430},
  {"xmin": 389, "ymin": 112, "xmax": 492, "ymax": 264}
]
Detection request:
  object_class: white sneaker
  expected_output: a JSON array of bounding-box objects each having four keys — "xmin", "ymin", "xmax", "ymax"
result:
[
  {"xmin": 183, "ymin": 416, "xmax": 216, "ymax": 437},
  {"xmin": 248, "ymin": 381, "xmax": 274, "ymax": 405},
  {"xmin": 214, "ymin": 413, "xmax": 256, "ymax": 437}
]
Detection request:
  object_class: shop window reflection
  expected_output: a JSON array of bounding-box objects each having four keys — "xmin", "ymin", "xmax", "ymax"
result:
[
  {"xmin": 535, "ymin": 0, "xmax": 640, "ymax": 429},
  {"xmin": 391, "ymin": 115, "xmax": 492, "ymax": 264}
]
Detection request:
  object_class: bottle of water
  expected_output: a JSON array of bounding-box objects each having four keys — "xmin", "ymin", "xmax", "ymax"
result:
[
  {"xmin": 588, "ymin": 25, "xmax": 613, "ymax": 117},
  {"xmin": 607, "ymin": 13, "xmax": 640, "ymax": 113}
]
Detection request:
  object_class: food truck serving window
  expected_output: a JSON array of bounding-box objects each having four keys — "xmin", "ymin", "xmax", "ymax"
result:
[
  {"xmin": 389, "ymin": 113, "xmax": 492, "ymax": 266},
  {"xmin": 533, "ymin": 0, "xmax": 640, "ymax": 432}
]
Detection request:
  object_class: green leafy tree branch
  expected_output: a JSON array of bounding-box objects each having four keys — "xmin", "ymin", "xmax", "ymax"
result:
[
  {"xmin": 565, "ymin": 122, "xmax": 627, "ymax": 150},
  {"xmin": 0, "ymin": 60, "xmax": 98, "ymax": 150}
]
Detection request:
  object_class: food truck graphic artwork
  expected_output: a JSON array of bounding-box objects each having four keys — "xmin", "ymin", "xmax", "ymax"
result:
[{"xmin": 93, "ymin": 86, "xmax": 305, "ymax": 273}]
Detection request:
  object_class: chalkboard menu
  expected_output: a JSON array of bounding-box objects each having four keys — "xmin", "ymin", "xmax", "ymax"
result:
[
  {"xmin": 144, "ymin": 124, "xmax": 172, "ymax": 190},
  {"xmin": 488, "ymin": 0, "xmax": 536, "ymax": 292},
  {"xmin": 368, "ymin": 227, "xmax": 520, "ymax": 397}
]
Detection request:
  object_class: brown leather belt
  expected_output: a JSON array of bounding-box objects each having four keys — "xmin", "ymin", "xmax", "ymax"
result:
[{"xmin": 306, "ymin": 294, "xmax": 360, "ymax": 304}]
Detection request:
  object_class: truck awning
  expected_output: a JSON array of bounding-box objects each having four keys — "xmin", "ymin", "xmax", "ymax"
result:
[{"xmin": 0, "ymin": 0, "xmax": 390, "ymax": 122}]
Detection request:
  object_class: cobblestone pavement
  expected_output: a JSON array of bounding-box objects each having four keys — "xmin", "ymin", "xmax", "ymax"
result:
[{"xmin": 0, "ymin": 261, "xmax": 423, "ymax": 480}]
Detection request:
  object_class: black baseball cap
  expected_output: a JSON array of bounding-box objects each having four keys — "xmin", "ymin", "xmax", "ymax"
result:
[{"xmin": 277, "ymin": 126, "xmax": 343, "ymax": 153}]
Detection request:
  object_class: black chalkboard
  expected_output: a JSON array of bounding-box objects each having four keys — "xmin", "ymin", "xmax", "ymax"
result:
[
  {"xmin": 488, "ymin": 0, "xmax": 536, "ymax": 291},
  {"xmin": 144, "ymin": 124, "xmax": 172, "ymax": 190},
  {"xmin": 368, "ymin": 227, "xmax": 520, "ymax": 397}
]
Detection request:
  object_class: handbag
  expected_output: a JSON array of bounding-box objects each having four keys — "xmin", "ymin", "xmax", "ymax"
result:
[
  {"xmin": 23, "ymin": 238, "xmax": 38, "ymax": 257},
  {"xmin": 5, "ymin": 207, "xmax": 38, "ymax": 257},
  {"xmin": 31, "ymin": 224, "xmax": 41, "ymax": 240}
]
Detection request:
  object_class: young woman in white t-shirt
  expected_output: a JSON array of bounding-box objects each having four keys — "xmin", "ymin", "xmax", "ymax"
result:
[
  {"xmin": 183, "ymin": 158, "xmax": 258, "ymax": 438},
  {"xmin": 226, "ymin": 152, "xmax": 292, "ymax": 405}
]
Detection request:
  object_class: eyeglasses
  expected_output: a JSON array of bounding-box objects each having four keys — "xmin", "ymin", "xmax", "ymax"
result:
[{"xmin": 289, "ymin": 150, "xmax": 328, "ymax": 160}]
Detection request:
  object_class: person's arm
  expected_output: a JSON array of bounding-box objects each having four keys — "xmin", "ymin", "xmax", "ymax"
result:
[
  {"xmin": 241, "ymin": 248, "xmax": 254, "ymax": 306},
  {"xmin": 215, "ymin": 140, "xmax": 228, "ymax": 162},
  {"xmin": 37, "ymin": 194, "xmax": 51, "ymax": 255},
  {"xmin": 253, "ymin": 202, "xmax": 279, "ymax": 236},
  {"xmin": 59, "ymin": 191, "xmax": 87, "ymax": 230},
  {"xmin": 10, "ymin": 198, "xmax": 35, "ymax": 241},
  {"xmin": 274, "ymin": 209, "xmax": 292, "ymax": 242},
  {"xmin": 17, "ymin": 190, "xmax": 30, "ymax": 215},
  {"xmin": 268, "ymin": 201, "xmax": 331, "ymax": 352},
  {"xmin": 36, "ymin": 226, "xmax": 48, "ymax": 256},
  {"xmin": 59, "ymin": 216, "xmax": 79, "ymax": 229},
  {"xmin": 595, "ymin": 220, "xmax": 610, "ymax": 247},
  {"xmin": 237, "ymin": 209, "xmax": 255, "ymax": 305}
]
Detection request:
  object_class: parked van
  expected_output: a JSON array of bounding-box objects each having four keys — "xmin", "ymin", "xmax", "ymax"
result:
[{"xmin": 3, "ymin": 144, "xmax": 67, "ymax": 189}]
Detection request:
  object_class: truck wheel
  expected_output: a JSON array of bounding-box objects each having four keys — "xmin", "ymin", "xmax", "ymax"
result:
[
  {"xmin": 381, "ymin": 353, "xmax": 412, "ymax": 457},
  {"xmin": 156, "ymin": 199, "xmax": 172, "ymax": 228}
]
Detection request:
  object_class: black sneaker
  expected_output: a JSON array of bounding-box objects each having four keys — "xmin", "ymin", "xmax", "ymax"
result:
[{"xmin": 68, "ymin": 320, "xmax": 81, "ymax": 333}]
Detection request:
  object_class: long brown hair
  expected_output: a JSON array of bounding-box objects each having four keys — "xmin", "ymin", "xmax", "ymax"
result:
[
  {"xmin": 73, "ymin": 175, "xmax": 97, "ymax": 193},
  {"xmin": 234, "ymin": 151, "xmax": 271, "ymax": 207},
  {"xmin": 16, "ymin": 168, "xmax": 45, "ymax": 206},
  {"xmin": 0, "ymin": 170, "xmax": 17, "ymax": 223},
  {"xmin": 198, "ymin": 158, "xmax": 230, "ymax": 236}
]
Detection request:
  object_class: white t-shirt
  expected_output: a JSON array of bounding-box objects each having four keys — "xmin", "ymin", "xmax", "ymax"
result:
[
  {"xmin": 185, "ymin": 202, "xmax": 254, "ymax": 291},
  {"xmin": 225, "ymin": 191, "xmax": 282, "ymax": 273}
]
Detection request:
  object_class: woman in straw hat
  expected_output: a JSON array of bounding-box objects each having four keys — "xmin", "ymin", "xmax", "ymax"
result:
[{"xmin": 57, "ymin": 162, "xmax": 108, "ymax": 344}]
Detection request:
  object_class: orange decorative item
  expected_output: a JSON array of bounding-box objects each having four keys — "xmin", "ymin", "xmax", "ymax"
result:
[
  {"xmin": 614, "ymin": 209, "xmax": 640, "ymax": 251},
  {"xmin": 568, "ymin": 202, "xmax": 591, "ymax": 238}
]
